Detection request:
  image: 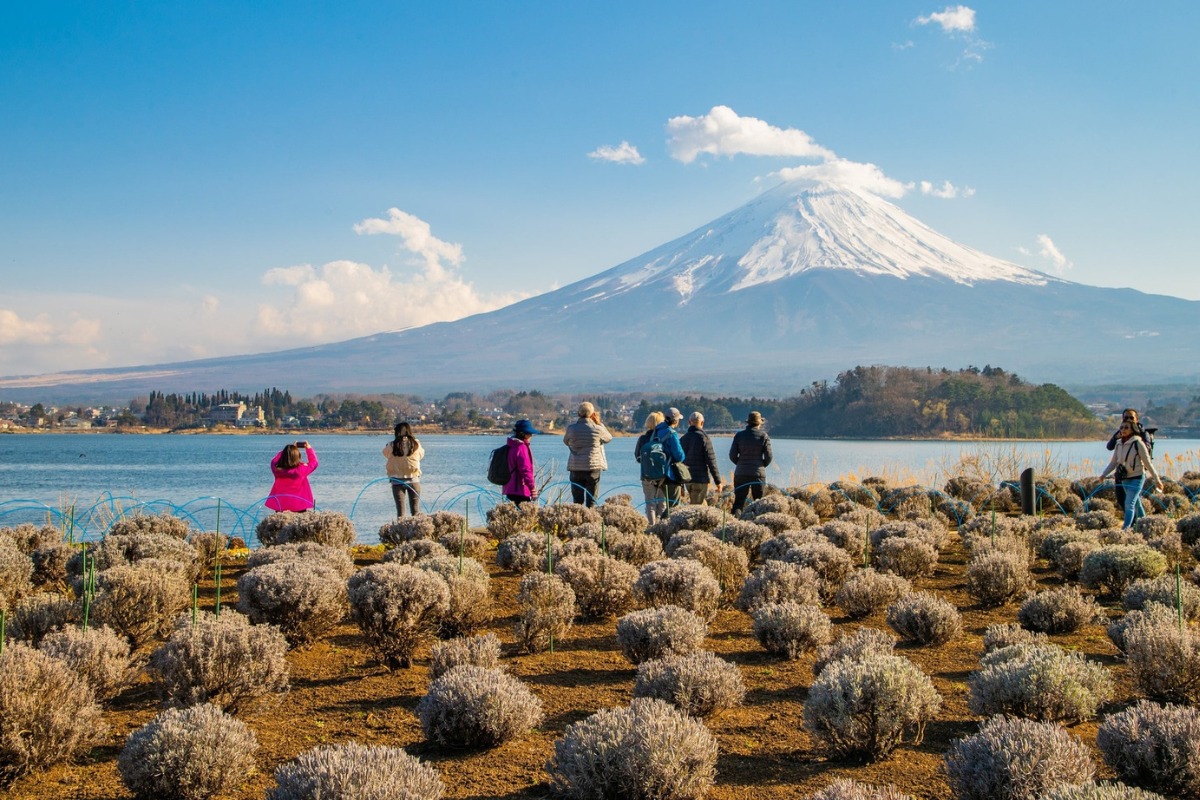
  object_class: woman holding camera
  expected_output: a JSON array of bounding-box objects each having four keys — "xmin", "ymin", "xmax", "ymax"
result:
[
  {"xmin": 266, "ymin": 440, "xmax": 319, "ymax": 512},
  {"xmin": 383, "ymin": 421, "xmax": 424, "ymax": 517},
  {"xmin": 1099, "ymin": 421, "xmax": 1163, "ymax": 528}
]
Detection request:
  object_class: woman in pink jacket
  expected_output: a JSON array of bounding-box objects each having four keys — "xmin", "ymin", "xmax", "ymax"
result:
[
  {"xmin": 503, "ymin": 419, "xmax": 540, "ymax": 505},
  {"xmin": 266, "ymin": 441, "xmax": 319, "ymax": 512}
]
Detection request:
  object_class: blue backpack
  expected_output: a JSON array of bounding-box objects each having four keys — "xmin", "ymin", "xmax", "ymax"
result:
[{"xmin": 639, "ymin": 434, "xmax": 669, "ymax": 481}]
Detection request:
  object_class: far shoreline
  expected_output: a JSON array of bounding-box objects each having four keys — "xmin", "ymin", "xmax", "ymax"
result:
[{"xmin": 0, "ymin": 427, "xmax": 1116, "ymax": 443}]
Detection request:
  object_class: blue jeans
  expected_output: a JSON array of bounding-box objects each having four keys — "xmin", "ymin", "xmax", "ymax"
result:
[{"xmin": 1120, "ymin": 475, "xmax": 1146, "ymax": 528}]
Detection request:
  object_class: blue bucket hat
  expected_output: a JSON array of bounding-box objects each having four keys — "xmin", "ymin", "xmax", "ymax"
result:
[{"xmin": 513, "ymin": 419, "xmax": 542, "ymax": 436}]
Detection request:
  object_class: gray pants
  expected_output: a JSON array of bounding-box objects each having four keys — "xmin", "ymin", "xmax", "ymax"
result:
[{"xmin": 641, "ymin": 478, "xmax": 665, "ymax": 524}]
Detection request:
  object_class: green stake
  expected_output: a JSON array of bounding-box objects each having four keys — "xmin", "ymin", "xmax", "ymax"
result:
[
  {"xmin": 546, "ymin": 530, "xmax": 554, "ymax": 574},
  {"xmin": 601, "ymin": 521, "xmax": 607, "ymax": 557},
  {"xmin": 1, "ymin": 609, "xmax": 7, "ymax": 656},
  {"xmin": 459, "ymin": 519, "xmax": 465, "ymax": 574},
  {"xmin": 1178, "ymin": 563, "xmax": 1184, "ymax": 635},
  {"xmin": 215, "ymin": 560, "xmax": 223, "ymax": 617},
  {"xmin": 192, "ymin": 584, "xmax": 199, "ymax": 628},
  {"xmin": 82, "ymin": 565, "xmax": 92, "ymax": 634},
  {"xmin": 215, "ymin": 498, "xmax": 222, "ymax": 536}
]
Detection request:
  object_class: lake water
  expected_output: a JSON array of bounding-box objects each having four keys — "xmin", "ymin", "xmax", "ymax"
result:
[{"xmin": 3, "ymin": 433, "xmax": 1197, "ymax": 544}]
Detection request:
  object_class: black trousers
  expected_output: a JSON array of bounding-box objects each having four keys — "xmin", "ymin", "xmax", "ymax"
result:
[
  {"xmin": 570, "ymin": 470, "xmax": 601, "ymax": 507},
  {"xmin": 731, "ymin": 477, "xmax": 764, "ymax": 514}
]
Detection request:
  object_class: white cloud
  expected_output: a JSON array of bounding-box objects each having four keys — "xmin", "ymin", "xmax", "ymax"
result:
[
  {"xmin": 667, "ymin": 107, "xmax": 970, "ymax": 204},
  {"xmin": 255, "ymin": 209, "xmax": 527, "ymax": 343},
  {"xmin": 0, "ymin": 309, "xmax": 57, "ymax": 346},
  {"xmin": 254, "ymin": 258, "xmax": 525, "ymax": 341},
  {"xmin": 0, "ymin": 304, "xmax": 110, "ymax": 375},
  {"xmin": 916, "ymin": 5, "xmax": 976, "ymax": 33},
  {"xmin": 1036, "ymin": 234, "xmax": 1073, "ymax": 273},
  {"xmin": 774, "ymin": 160, "xmax": 914, "ymax": 199},
  {"xmin": 0, "ymin": 208, "xmax": 531, "ymax": 378},
  {"xmin": 353, "ymin": 208, "xmax": 464, "ymax": 271},
  {"xmin": 666, "ymin": 105, "xmax": 836, "ymax": 164},
  {"xmin": 920, "ymin": 179, "xmax": 974, "ymax": 199},
  {"xmin": 913, "ymin": 5, "xmax": 990, "ymax": 67},
  {"xmin": 0, "ymin": 309, "xmax": 102, "ymax": 348},
  {"xmin": 262, "ymin": 264, "xmax": 316, "ymax": 287},
  {"xmin": 588, "ymin": 141, "xmax": 645, "ymax": 165}
]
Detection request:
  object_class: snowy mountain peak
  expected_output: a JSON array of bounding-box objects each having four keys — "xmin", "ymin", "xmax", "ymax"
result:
[{"xmin": 576, "ymin": 180, "xmax": 1053, "ymax": 305}]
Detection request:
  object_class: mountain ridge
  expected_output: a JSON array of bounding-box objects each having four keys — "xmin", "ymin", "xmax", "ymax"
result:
[{"xmin": 3, "ymin": 180, "xmax": 1198, "ymax": 403}]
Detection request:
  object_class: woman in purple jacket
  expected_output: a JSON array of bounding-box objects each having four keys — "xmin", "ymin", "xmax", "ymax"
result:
[
  {"xmin": 503, "ymin": 419, "xmax": 541, "ymax": 505},
  {"xmin": 266, "ymin": 441, "xmax": 318, "ymax": 512}
]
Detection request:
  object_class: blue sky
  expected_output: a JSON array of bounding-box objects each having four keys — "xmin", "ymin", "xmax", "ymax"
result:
[{"xmin": 2, "ymin": 2, "xmax": 1198, "ymax": 378}]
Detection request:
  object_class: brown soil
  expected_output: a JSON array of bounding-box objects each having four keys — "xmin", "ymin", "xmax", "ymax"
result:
[{"xmin": 7, "ymin": 532, "xmax": 1132, "ymax": 800}]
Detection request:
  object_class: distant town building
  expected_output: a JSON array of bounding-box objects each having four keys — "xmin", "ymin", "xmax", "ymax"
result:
[
  {"xmin": 235, "ymin": 406, "xmax": 266, "ymax": 428},
  {"xmin": 210, "ymin": 402, "xmax": 247, "ymax": 424}
]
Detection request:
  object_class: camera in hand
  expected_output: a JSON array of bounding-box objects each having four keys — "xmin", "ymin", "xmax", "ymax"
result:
[{"xmin": 296, "ymin": 441, "xmax": 308, "ymax": 448}]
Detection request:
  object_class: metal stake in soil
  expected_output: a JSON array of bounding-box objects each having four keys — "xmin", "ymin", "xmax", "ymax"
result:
[
  {"xmin": 1178, "ymin": 563, "xmax": 1185, "ymax": 634},
  {"xmin": 458, "ymin": 519, "xmax": 465, "ymax": 574}
]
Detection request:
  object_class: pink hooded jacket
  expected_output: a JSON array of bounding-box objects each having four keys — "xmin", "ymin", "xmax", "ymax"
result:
[
  {"xmin": 266, "ymin": 445, "xmax": 318, "ymax": 512},
  {"xmin": 502, "ymin": 437, "xmax": 536, "ymax": 499}
]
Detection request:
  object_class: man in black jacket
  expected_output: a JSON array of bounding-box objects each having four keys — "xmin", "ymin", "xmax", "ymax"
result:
[{"xmin": 679, "ymin": 411, "xmax": 723, "ymax": 504}]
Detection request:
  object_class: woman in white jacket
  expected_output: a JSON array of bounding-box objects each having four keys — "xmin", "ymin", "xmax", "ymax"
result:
[
  {"xmin": 562, "ymin": 401, "xmax": 612, "ymax": 507},
  {"xmin": 1099, "ymin": 419, "xmax": 1163, "ymax": 528},
  {"xmin": 383, "ymin": 421, "xmax": 424, "ymax": 517}
]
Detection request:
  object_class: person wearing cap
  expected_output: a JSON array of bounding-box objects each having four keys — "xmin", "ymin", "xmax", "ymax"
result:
[
  {"xmin": 730, "ymin": 411, "xmax": 773, "ymax": 514},
  {"xmin": 563, "ymin": 401, "xmax": 613, "ymax": 507},
  {"xmin": 504, "ymin": 419, "xmax": 541, "ymax": 506},
  {"xmin": 680, "ymin": 411, "xmax": 723, "ymax": 505},
  {"xmin": 653, "ymin": 407, "xmax": 688, "ymax": 515}
]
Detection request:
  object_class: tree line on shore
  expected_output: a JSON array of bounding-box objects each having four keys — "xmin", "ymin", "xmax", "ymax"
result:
[{"xmin": 3, "ymin": 365, "xmax": 1120, "ymax": 439}]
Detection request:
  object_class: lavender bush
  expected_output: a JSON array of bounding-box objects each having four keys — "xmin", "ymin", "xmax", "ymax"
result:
[{"xmin": 118, "ymin": 703, "xmax": 258, "ymax": 800}]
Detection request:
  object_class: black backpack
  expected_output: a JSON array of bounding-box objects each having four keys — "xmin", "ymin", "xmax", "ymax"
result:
[
  {"xmin": 487, "ymin": 442, "xmax": 511, "ymax": 485},
  {"xmin": 1143, "ymin": 426, "xmax": 1157, "ymax": 457}
]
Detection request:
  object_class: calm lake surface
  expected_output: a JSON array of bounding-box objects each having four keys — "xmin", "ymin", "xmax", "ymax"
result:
[{"xmin": 3, "ymin": 433, "xmax": 1197, "ymax": 544}]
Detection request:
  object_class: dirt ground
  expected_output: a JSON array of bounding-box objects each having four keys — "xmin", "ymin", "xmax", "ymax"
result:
[{"xmin": 7, "ymin": 529, "xmax": 1132, "ymax": 800}]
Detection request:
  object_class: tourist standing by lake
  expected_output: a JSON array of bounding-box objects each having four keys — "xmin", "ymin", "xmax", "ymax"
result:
[
  {"xmin": 635, "ymin": 411, "xmax": 666, "ymax": 524},
  {"xmin": 504, "ymin": 419, "xmax": 540, "ymax": 506},
  {"xmin": 1100, "ymin": 419, "xmax": 1163, "ymax": 528},
  {"xmin": 680, "ymin": 411, "xmax": 722, "ymax": 504},
  {"xmin": 383, "ymin": 421, "xmax": 424, "ymax": 517},
  {"xmin": 654, "ymin": 408, "xmax": 688, "ymax": 516},
  {"xmin": 563, "ymin": 401, "xmax": 612, "ymax": 507},
  {"xmin": 266, "ymin": 441, "xmax": 318, "ymax": 512},
  {"xmin": 730, "ymin": 411, "xmax": 772, "ymax": 514}
]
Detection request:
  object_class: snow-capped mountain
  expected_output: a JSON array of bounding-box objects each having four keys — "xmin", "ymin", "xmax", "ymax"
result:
[
  {"xmin": 568, "ymin": 180, "xmax": 1051, "ymax": 302},
  {"xmin": 4, "ymin": 179, "xmax": 1198, "ymax": 402}
]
